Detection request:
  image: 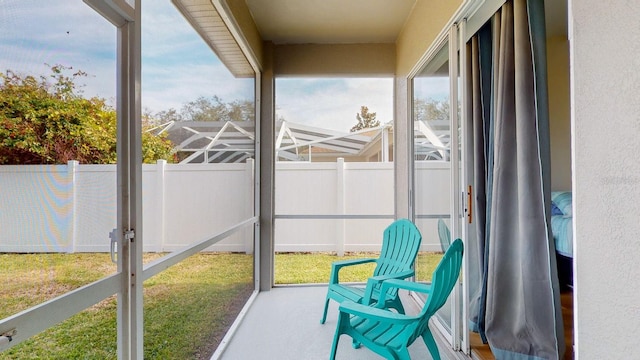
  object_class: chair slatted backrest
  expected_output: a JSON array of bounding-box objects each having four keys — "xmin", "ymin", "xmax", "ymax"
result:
[
  {"xmin": 437, "ymin": 218, "xmax": 451, "ymax": 252},
  {"xmin": 372, "ymin": 219, "xmax": 422, "ymax": 295},
  {"xmin": 411, "ymin": 238, "xmax": 463, "ymax": 344}
]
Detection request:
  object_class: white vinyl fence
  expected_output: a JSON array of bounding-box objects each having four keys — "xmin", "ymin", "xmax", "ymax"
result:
[{"xmin": 0, "ymin": 160, "xmax": 450, "ymax": 254}]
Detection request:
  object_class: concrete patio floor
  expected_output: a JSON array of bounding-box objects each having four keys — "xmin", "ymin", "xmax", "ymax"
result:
[{"xmin": 217, "ymin": 285, "xmax": 466, "ymax": 360}]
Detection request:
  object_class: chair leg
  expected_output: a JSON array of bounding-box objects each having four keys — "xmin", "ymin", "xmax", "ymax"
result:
[
  {"xmin": 330, "ymin": 311, "xmax": 348, "ymax": 360},
  {"xmin": 422, "ymin": 331, "xmax": 440, "ymax": 360},
  {"xmin": 395, "ymin": 348, "xmax": 411, "ymax": 360},
  {"xmin": 321, "ymin": 297, "xmax": 331, "ymax": 324},
  {"xmin": 329, "ymin": 332, "xmax": 340, "ymax": 360},
  {"xmin": 351, "ymin": 338, "xmax": 361, "ymax": 349},
  {"xmin": 390, "ymin": 297, "xmax": 406, "ymax": 315}
]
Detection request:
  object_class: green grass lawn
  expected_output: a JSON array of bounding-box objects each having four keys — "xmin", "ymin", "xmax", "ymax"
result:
[
  {"xmin": 1, "ymin": 251, "xmax": 442, "ymax": 359},
  {"xmin": 0, "ymin": 253, "xmax": 253, "ymax": 360},
  {"xmin": 274, "ymin": 252, "xmax": 442, "ymax": 284}
]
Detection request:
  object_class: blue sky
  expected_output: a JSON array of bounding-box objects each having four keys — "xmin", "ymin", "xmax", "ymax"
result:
[
  {"xmin": 0, "ymin": 1, "xmax": 117, "ymax": 98},
  {"xmin": 0, "ymin": 0, "xmax": 393, "ymax": 132}
]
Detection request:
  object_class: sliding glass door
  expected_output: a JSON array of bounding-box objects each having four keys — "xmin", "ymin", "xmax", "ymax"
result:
[{"xmin": 412, "ymin": 24, "xmax": 468, "ymax": 352}]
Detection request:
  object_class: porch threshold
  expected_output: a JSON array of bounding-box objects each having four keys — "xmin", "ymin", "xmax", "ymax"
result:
[{"xmin": 213, "ymin": 285, "xmax": 469, "ymax": 360}]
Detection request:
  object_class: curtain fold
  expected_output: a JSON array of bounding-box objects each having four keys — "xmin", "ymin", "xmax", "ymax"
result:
[
  {"xmin": 469, "ymin": 33, "xmax": 484, "ymax": 336},
  {"xmin": 526, "ymin": 0, "xmax": 565, "ymax": 350},
  {"xmin": 468, "ymin": 0, "xmax": 564, "ymax": 358},
  {"xmin": 468, "ymin": 22, "xmax": 493, "ymax": 341}
]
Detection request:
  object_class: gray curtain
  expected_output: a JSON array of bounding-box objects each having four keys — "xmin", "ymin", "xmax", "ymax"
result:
[
  {"xmin": 468, "ymin": 21, "xmax": 493, "ymax": 342},
  {"xmin": 468, "ymin": 0, "xmax": 565, "ymax": 358}
]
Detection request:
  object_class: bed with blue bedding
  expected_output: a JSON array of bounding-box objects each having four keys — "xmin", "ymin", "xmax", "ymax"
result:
[{"xmin": 551, "ymin": 191, "xmax": 573, "ymax": 289}]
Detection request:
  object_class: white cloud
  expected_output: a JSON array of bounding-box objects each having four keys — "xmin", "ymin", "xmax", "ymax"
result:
[
  {"xmin": 414, "ymin": 76, "xmax": 450, "ymax": 100},
  {"xmin": 141, "ymin": 1, "xmax": 254, "ymax": 111},
  {"xmin": 276, "ymin": 78, "xmax": 393, "ymax": 132},
  {"xmin": 142, "ymin": 63, "xmax": 253, "ymax": 111}
]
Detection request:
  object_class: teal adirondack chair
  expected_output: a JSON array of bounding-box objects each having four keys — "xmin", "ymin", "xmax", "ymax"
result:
[
  {"xmin": 437, "ymin": 218, "xmax": 451, "ymax": 252},
  {"xmin": 329, "ymin": 238, "xmax": 463, "ymax": 360},
  {"xmin": 320, "ymin": 219, "xmax": 422, "ymax": 324}
]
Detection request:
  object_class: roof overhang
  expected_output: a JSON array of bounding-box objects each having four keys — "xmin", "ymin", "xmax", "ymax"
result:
[{"xmin": 172, "ymin": 0, "xmax": 255, "ymax": 77}]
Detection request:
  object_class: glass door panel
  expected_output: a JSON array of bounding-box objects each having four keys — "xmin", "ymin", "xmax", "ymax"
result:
[
  {"xmin": 413, "ymin": 42, "xmax": 453, "ymax": 334},
  {"xmin": 412, "ymin": 24, "xmax": 465, "ymax": 350}
]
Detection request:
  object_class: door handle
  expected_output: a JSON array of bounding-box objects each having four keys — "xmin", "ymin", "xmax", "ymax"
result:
[
  {"xmin": 467, "ymin": 185, "xmax": 472, "ymax": 224},
  {"xmin": 109, "ymin": 229, "xmax": 118, "ymax": 264}
]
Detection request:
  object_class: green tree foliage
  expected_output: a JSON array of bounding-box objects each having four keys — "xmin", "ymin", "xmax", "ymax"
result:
[
  {"xmin": 182, "ymin": 96, "xmax": 229, "ymax": 122},
  {"xmin": 149, "ymin": 107, "xmax": 181, "ymax": 124},
  {"xmin": 150, "ymin": 96, "xmax": 255, "ymax": 124},
  {"xmin": 0, "ymin": 66, "xmax": 175, "ymax": 164},
  {"xmin": 226, "ymin": 99, "xmax": 255, "ymax": 123},
  {"xmin": 350, "ymin": 105, "xmax": 380, "ymax": 132},
  {"xmin": 413, "ymin": 98, "xmax": 450, "ymax": 123}
]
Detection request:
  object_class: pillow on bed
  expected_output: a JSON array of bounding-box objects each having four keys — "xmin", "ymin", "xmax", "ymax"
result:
[
  {"xmin": 551, "ymin": 202, "xmax": 563, "ymax": 216},
  {"xmin": 551, "ymin": 191, "xmax": 572, "ymax": 217}
]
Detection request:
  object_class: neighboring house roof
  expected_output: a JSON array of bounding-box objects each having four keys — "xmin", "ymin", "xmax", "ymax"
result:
[
  {"xmin": 148, "ymin": 118, "xmax": 450, "ymax": 163},
  {"xmin": 413, "ymin": 119, "xmax": 451, "ymax": 161},
  {"xmin": 275, "ymin": 120, "xmax": 389, "ymax": 161},
  {"xmin": 148, "ymin": 119, "xmax": 400, "ymax": 163},
  {"xmin": 149, "ymin": 120, "xmax": 256, "ymax": 163}
]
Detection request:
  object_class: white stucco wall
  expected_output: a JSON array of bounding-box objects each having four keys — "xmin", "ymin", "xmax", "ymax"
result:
[{"xmin": 570, "ymin": 1, "xmax": 640, "ymax": 358}]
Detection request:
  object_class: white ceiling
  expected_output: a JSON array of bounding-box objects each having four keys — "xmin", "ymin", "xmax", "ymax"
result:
[{"xmin": 244, "ymin": 0, "xmax": 417, "ymax": 44}]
